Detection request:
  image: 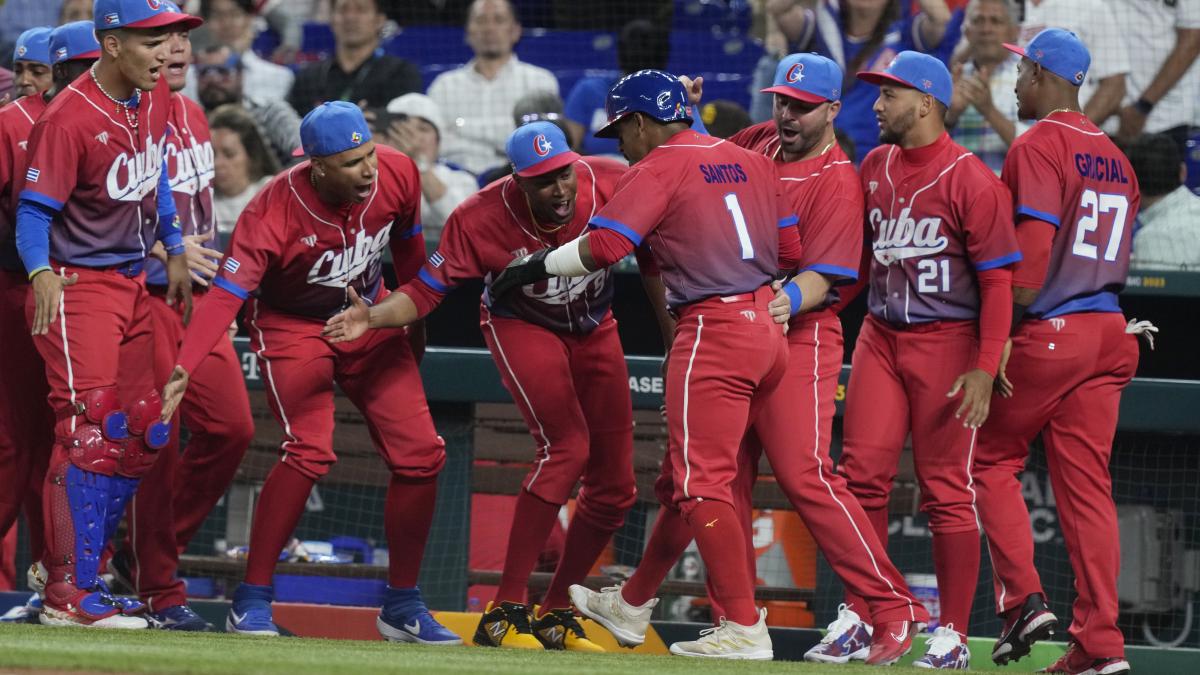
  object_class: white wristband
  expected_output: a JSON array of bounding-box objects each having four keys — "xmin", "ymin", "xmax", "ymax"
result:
[{"xmin": 543, "ymin": 237, "xmax": 591, "ymax": 277}]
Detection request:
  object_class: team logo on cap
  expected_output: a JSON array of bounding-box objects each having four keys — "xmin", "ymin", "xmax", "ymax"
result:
[
  {"xmin": 785, "ymin": 62, "xmax": 805, "ymax": 83},
  {"xmin": 656, "ymin": 91, "xmax": 672, "ymax": 108},
  {"xmin": 147, "ymin": 0, "xmax": 163, "ymax": 9},
  {"xmin": 1035, "ymin": 49, "xmax": 1044, "ymax": 59},
  {"xmin": 922, "ymin": 79, "xmax": 933, "ymax": 90},
  {"xmin": 16, "ymin": 45, "xmax": 27, "ymax": 57},
  {"xmin": 351, "ymin": 131, "xmax": 363, "ymax": 144},
  {"xmin": 533, "ymin": 134, "xmax": 552, "ymax": 157},
  {"xmin": 55, "ymin": 46, "xmax": 67, "ymax": 60},
  {"xmin": 104, "ymin": 12, "xmax": 120, "ymax": 24}
]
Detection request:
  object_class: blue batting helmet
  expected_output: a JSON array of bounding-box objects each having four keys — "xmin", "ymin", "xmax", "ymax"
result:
[{"xmin": 595, "ymin": 69, "xmax": 692, "ymax": 139}]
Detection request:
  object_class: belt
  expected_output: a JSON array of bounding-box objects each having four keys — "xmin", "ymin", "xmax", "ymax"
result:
[
  {"xmin": 670, "ymin": 290, "xmax": 760, "ymax": 318},
  {"xmin": 871, "ymin": 315, "xmax": 970, "ymax": 333},
  {"xmin": 53, "ymin": 258, "xmax": 146, "ymax": 278}
]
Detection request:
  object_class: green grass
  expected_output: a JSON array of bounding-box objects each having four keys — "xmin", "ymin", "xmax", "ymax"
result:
[{"xmin": 0, "ymin": 623, "xmax": 916, "ymax": 674}]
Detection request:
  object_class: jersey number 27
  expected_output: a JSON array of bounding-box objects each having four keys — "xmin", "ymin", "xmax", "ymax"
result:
[{"xmin": 1072, "ymin": 189, "xmax": 1129, "ymax": 262}]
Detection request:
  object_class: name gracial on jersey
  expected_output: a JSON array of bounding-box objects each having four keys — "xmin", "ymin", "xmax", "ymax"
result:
[
  {"xmin": 305, "ymin": 223, "xmax": 392, "ymax": 288},
  {"xmin": 869, "ymin": 206, "xmax": 948, "ymax": 265}
]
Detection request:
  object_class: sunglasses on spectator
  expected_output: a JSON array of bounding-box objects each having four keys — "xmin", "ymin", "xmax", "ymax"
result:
[{"xmin": 197, "ymin": 52, "xmax": 242, "ymax": 79}]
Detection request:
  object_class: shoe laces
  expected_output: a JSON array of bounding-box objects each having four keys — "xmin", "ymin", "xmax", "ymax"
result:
[
  {"xmin": 697, "ymin": 617, "xmax": 731, "ymax": 641},
  {"xmin": 923, "ymin": 625, "xmax": 963, "ymax": 657},
  {"xmin": 547, "ymin": 609, "xmax": 587, "ymax": 639},
  {"xmin": 501, "ymin": 603, "xmax": 533, "ymax": 633},
  {"xmin": 820, "ymin": 603, "xmax": 862, "ymax": 644}
]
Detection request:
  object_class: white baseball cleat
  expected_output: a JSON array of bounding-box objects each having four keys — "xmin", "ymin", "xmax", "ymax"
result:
[
  {"xmin": 568, "ymin": 584, "xmax": 656, "ymax": 647},
  {"xmin": 668, "ymin": 607, "xmax": 774, "ymax": 660}
]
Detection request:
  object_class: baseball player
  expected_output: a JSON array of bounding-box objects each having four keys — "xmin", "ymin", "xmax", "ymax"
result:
[
  {"xmin": 577, "ymin": 53, "xmax": 933, "ymax": 666},
  {"xmin": 109, "ymin": 10, "xmax": 254, "ymax": 632},
  {"xmin": 972, "ymin": 29, "xmax": 1143, "ymax": 675},
  {"xmin": 14, "ymin": 1, "xmax": 201, "ymax": 628},
  {"xmin": 323, "ymin": 121, "xmax": 651, "ymax": 651},
  {"xmin": 489, "ymin": 69, "xmax": 803, "ymax": 660},
  {"xmin": 161, "ymin": 101, "xmax": 459, "ymax": 645},
  {"xmin": 0, "ymin": 24, "xmax": 55, "ymax": 618},
  {"xmin": 834, "ymin": 51, "xmax": 1021, "ymax": 669}
]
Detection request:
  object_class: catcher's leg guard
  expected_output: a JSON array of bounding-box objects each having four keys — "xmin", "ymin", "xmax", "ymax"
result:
[{"xmin": 119, "ymin": 391, "xmax": 169, "ymax": 478}]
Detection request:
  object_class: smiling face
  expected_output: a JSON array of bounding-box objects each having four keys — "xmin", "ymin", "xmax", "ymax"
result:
[
  {"xmin": 772, "ymin": 94, "xmax": 838, "ymax": 159},
  {"xmin": 514, "ymin": 163, "xmax": 578, "ymax": 225},
  {"xmin": 872, "ymin": 83, "xmax": 924, "ymax": 145},
  {"xmin": 13, "ymin": 60, "xmax": 53, "ymax": 98},
  {"xmin": 311, "ymin": 140, "xmax": 379, "ymax": 205}
]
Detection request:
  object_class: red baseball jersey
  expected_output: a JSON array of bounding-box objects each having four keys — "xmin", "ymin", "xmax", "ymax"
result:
[
  {"xmin": 1001, "ymin": 111, "xmax": 1140, "ymax": 319},
  {"xmin": 405, "ymin": 157, "xmax": 628, "ymax": 333},
  {"xmin": 860, "ymin": 133, "xmax": 1020, "ymax": 324},
  {"xmin": 212, "ymin": 144, "xmax": 422, "ymax": 320},
  {"xmin": 20, "ymin": 73, "xmax": 172, "ymax": 267},
  {"xmin": 145, "ymin": 93, "xmax": 217, "ymax": 286},
  {"xmin": 587, "ymin": 129, "xmax": 793, "ymax": 307},
  {"xmin": 729, "ymin": 121, "xmax": 863, "ymax": 313},
  {"xmin": 0, "ymin": 93, "xmax": 47, "ymax": 271}
]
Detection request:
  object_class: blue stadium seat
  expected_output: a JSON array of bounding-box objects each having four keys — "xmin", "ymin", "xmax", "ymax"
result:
[
  {"xmin": 301, "ymin": 22, "xmax": 335, "ymax": 57},
  {"xmin": 386, "ymin": 26, "xmax": 472, "ymax": 67},
  {"xmin": 672, "ymin": 0, "xmax": 752, "ymax": 33},
  {"xmin": 516, "ymin": 28, "xmax": 619, "ymax": 71}
]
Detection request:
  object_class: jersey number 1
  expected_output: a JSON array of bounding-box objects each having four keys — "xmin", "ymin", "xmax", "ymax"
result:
[
  {"xmin": 724, "ymin": 193, "xmax": 754, "ymax": 260},
  {"xmin": 1072, "ymin": 189, "xmax": 1129, "ymax": 262}
]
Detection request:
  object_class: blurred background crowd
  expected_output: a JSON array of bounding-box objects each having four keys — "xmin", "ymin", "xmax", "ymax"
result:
[{"xmin": 1, "ymin": 0, "xmax": 1197, "ymax": 268}]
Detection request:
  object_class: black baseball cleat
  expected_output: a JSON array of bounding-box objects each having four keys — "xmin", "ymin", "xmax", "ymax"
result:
[{"xmin": 993, "ymin": 593, "xmax": 1058, "ymax": 665}]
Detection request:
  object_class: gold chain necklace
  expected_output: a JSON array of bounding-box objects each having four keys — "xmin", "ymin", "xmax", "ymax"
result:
[
  {"xmin": 90, "ymin": 64, "xmax": 140, "ymax": 129},
  {"xmin": 1045, "ymin": 107, "xmax": 1080, "ymax": 118}
]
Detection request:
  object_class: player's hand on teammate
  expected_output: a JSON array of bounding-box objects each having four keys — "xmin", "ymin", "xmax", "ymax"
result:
[
  {"xmin": 183, "ymin": 234, "xmax": 222, "ymax": 286},
  {"xmin": 947, "ymin": 367, "xmax": 995, "ymax": 428},
  {"xmin": 678, "ymin": 75, "xmax": 705, "ymax": 106},
  {"xmin": 29, "ymin": 268, "xmax": 79, "ymax": 335},
  {"xmin": 995, "ymin": 338, "xmax": 1014, "ymax": 398},
  {"xmin": 322, "ymin": 286, "xmax": 371, "ymax": 343},
  {"xmin": 489, "ymin": 248, "xmax": 552, "ymax": 299},
  {"xmin": 161, "ymin": 365, "xmax": 190, "ymax": 421},
  {"xmin": 165, "ymin": 254, "xmax": 194, "ymax": 325},
  {"xmin": 768, "ymin": 279, "xmax": 793, "ymax": 327}
]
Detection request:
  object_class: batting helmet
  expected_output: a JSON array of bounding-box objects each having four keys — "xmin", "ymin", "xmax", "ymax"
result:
[{"xmin": 595, "ymin": 69, "xmax": 692, "ymax": 139}]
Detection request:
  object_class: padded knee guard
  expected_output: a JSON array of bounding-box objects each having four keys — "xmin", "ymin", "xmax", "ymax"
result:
[{"xmin": 118, "ymin": 391, "xmax": 170, "ymax": 477}]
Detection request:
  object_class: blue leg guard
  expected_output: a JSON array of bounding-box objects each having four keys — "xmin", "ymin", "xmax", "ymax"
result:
[
  {"xmin": 64, "ymin": 465, "xmax": 113, "ymax": 590},
  {"xmin": 103, "ymin": 475, "xmax": 141, "ymax": 545}
]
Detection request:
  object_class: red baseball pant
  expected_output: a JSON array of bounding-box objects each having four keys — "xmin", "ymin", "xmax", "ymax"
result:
[
  {"xmin": 973, "ymin": 312, "xmax": 1137, "ymax": 658},
  {"xmin": 840, "ymin": 316, "xmax": 983, "ymax": 631},
  {"xmin": 26, "ymin": 265, "xmax": 162, "ymax": 603},
  {"xmin": 0, "ymin": 270, "xmax": 51, "ymax": 572},
  {"xmin": 481, "ymin": 308, "xmax": 636, "ymax": 606},
  {"xmin": 122, "ymin": 290, "xmax": 254, "ymax": 611}
]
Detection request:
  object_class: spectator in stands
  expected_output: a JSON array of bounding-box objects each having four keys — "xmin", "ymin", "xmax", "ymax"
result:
[
  {"xmin": 196, "ymin": 43, "xmax": 302, "ymax": 168},
  {"xmin": 1017, "ymin": 0, "xmax": 1128, "ymax": 126},
  {"xmin": 195, "ymin": 0, "xmax": 294, "ymax": 105},
  {"xmin": 427, "ymin": 0, "xmax": 560, "ymax": 174},
  {"xmin": 1111, "ymin": 0, "xmax": 1200, "ymax": 152},
  {"xmin": 756, "ymin": 0, "xmax": 957, "ymax": 159},
  {"xmin": 58, "ymin": 0, "xmax": 91, "ymax": 24},
  {"xmin": 288, "ymin": 0, "xmax": 422, "ymax": 116},
  {"xmin": 1127, "ymin": 133, "xmax": 1200, "ymax": 271},
  {"xmin": 563, "ymin": 19, "xmax": 669, "ymax": 156},
  {"xmin": 700, "ymin": 99, "xmax": 753, "ymax": 139},
  {"xmin": 512, "ymin": 90, "xmax": 568, "ymax": 136},
  {"xmin": 208, "ymin": 104, "xmax": 281, "ymax": 236},
  {"xmin": 381, "ymin": 93, "xmax": 478, "ymax": 244},
  {"xmin": 0, "ymin": 68, "xmax": 12, "ymax": 105},
  {"xmin": 946, "ymin": 0, "xmax": 1023, "ymax": 173}
]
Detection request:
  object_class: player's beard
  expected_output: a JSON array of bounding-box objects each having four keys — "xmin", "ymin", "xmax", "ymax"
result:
[{"xmin": 879, "ymin": 107, "xmax": 917, "ymax": 145}]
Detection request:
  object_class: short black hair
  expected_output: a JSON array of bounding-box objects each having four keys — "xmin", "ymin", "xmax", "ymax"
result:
[
  {"xmin": 1126, "ymin": 133, "xmax": 1182, "ymax": 197},
  {"xmin": 201, "ymin": 0, "xmax": 254, "ymax": 17},
  {"xmin": 328, "ymin": 0, "xmax": 385, "ymax": 14},
  {"xmin": 618, "ymin": 19, "xmax": 669, "ymax": 74}
]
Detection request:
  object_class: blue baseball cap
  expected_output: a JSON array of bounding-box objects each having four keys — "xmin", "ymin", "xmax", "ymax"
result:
[
  {"xmin": 293, "ymin": 101, "xmax": 373, "ymax": 158},
  {"xmin": 857, "ymin": 51, "xmax": 953, "ymax": 108},
  {"xmin": 761, "ymin": 53, "xmax": 842, "ymax": 103},
  {"xmin": 596, "ymin": 69, "xmax": 692, "ymax": 139},
  {"xmin": 93, "ymin": 0, "xmax": 203, "ymax": 31},
  {"xmin": 14, "ymin": 27, "xmax": 53, "ymax": 66},
  {"xmin": 506, "ymin": 121, "xmax": 580, "ymax": 177},
  {"xmin": 1004, "ymin": 28, "xmax": 1090, "ymax": 87},
  {"xmin": 50, "ymin": 21, "xmax": 102, "ymax": 64}
]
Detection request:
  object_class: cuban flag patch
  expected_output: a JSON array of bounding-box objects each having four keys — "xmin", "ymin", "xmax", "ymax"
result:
[
  {"xmin": 223, "ymin": 257, "xmax": 241, "ymax": 274},
  {"xmin": 25, "ymin": 167, "xmax": 40, "ymax": 183},
  {"xmin": 104, "ymin": 12, "xmax": 120, "ymax": 25},
  {"xmin": 429, "ymin": 252, "xmax": 445, "ymax": 268}
]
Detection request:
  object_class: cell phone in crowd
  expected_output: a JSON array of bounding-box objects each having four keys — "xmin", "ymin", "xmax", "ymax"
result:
[{"xmin": 366, "ymin": 108, "xmax": 408, "ymax": 133}]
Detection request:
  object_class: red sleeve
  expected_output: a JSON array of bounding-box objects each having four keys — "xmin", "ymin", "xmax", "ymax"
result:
[
  {"xmin": 210, "ymin": 197, "xmax": 284, "ymax": 298},
  {"xmin": 796, "ymin": 177, "xmax": 863, "ymax": 283},
  {"xmin": 387, "ymin": 154, "xmax": 425, "ymax": 284},
  {"xmin": 975, "ymin": 267, "xmax": 1012, "ymax": 376},
  {"xmin": 19, "ymin": 120, "xmax": 79, "ymax": 210},
  {"xmin": 587, "ymin": 227, "xmax": 635, "ymax": 268},
  {"xmin": 1011, "ymin": 219, "xmax": 1056, "ymax": 290},
  {"xmin": 0, "ymin": 125, "xmax": 13, "ymax": 211},
  {"xmin": 176, "ymin": 286, "xmax": 244, "ymax": 373},
  {"xmin": 397, "ymin": 204, "xmax": 486, "ymax": 317},
  {"xmin": 963, "ymin": 177, "xmax": 1022, "ymax": 272},
  {"xmin": 587, "ymin": 167, "xmax": 670, "ymax": 248},
  {"xmin": 634, "ymin": 244, "xmax": 659, "ymax": 276},
  {"xmin": 1001, "ymin": 140, "xmax": 1065, "ymax": 227},
  {"xmin": 778, "ymin": 217, "xmax": 802, "ymax": 270}
]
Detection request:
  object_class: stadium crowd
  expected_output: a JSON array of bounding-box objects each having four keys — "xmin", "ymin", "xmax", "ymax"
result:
[{"xmin": 0, "ymin": 0, "xmax": 1196, "ymax": 673}]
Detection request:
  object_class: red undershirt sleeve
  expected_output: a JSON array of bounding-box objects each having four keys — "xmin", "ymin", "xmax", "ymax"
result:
[
  {"xmin": 396, "ymin": 278, "xmax": 445, "ymax": 319},
  {"xmin": 176, "ymin": 286, "xmax": 245, "ymax": 374},
  {"xmin": 975, "ymin": 267, "xmax": 1013, "ymax": 376},
  {"xmin": 1011, "ymin": 219, "xmax": 1056, "ymax": 290},
  {"xmin": 587, "ymin": 228, "xmax": 635, "ymax": 268}
]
